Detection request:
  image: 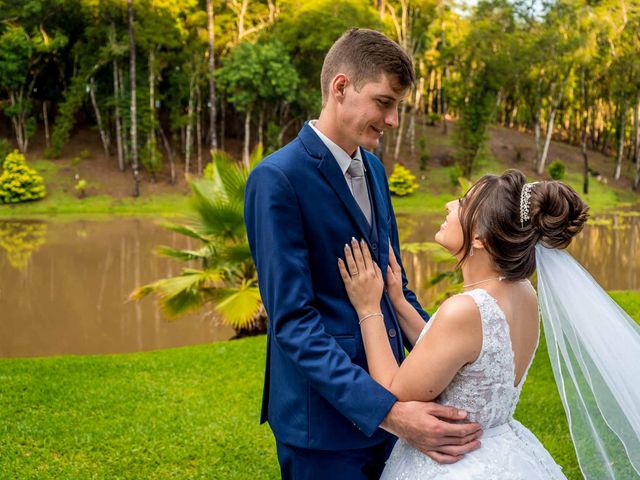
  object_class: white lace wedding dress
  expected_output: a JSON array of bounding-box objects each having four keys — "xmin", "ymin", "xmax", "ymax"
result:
[{"xmin": 381, "ymin": 288, "xmax": 567, "ymax": 479}]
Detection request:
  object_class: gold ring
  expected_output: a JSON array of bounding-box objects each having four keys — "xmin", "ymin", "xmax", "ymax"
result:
[{"xmin": 352, "ymin": 271, "xmax": 360, "ymax": 276}]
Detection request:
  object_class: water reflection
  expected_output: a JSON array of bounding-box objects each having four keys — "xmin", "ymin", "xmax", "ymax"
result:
[
  {"xmin": 398, "ymin": 211, "xmax": 640, "ymax": 311},
  {"xmin": 0, "ymin": 218, "xmax": 234, "ymax": 358},
  {"xmin": 1, "ymin": 212, "xmax": 637, "ymax": 358}
]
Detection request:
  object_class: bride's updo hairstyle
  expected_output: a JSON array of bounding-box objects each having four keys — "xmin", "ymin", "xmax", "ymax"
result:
[{"xmin": 457, "ymin": 169, "xmax": 589, "ymax": 280}]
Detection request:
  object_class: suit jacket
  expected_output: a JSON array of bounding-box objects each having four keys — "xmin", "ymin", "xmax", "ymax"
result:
[{"xmin": 244, "ymin": 123, "xmax": 429, "ymax": 450}]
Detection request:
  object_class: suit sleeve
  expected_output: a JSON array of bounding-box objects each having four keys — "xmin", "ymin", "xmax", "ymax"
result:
[{"xmin": 245, "ymin": 162, "xmax": 397, "ymax": 437}]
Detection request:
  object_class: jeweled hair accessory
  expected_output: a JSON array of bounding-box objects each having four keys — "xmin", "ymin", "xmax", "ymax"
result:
[{"xmin": 520, "ymin": 182, "xmax": 539, "ymax": 226}]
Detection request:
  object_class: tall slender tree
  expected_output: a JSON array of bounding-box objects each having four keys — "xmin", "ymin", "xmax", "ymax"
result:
[{"xmin": 128, "ymin": 0, "xmax": 140, "ymax": 197}]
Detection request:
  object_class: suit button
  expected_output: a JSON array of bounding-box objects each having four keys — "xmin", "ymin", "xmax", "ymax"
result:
[
  {"xmin": 372, "ymin": 243, "xmax": 378, "ymax": 250},
  {"xmin": 388, "ymin": 328, "xmax": 397, "ymax": 338}
]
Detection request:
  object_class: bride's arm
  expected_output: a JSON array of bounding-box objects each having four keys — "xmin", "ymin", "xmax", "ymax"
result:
[
  {"xmin": 340, "ymin": 239, "xmax": 482, "ymax": 402},
  {"xmin": 386, "ymin": 245, "xmax": 431, "ymax": 346}
]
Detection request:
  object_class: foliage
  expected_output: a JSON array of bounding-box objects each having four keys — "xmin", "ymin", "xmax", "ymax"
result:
[
  {"xmin": 0, "ymin": 151, "xmax": 46, "ymax": 204},
  {"xmin": 448, "ymin": 164, "xmax": 464, "ymax": 189},
  {"xmin": 548, "ymin": 159, "xmax": 566, "ymax": 180},
  {"xmin": 74, "ymin": 179, "xmax": 87, "ymax": 198},
  {"xmin": 0, "ymin": 138, "xmax": 10, "ymax": 162},
  {"xmin": 131, "ymin": 149, "xmax": 263, "ymax": 334},
  {"xmin": 389, "ymin": 164, "xmax": 419, "ymax": 196},
  {"xmin": 47, "ymin": 68, "xmax": 92, "ymax": 158},
  {"xmin": 0, "ymin": 220, "xmax": 47, "ymax": 270},
  {"xmin": 216, "ymin": 39, "xmax": 300, "ymax": 112},
  {"xmin": 418, "ymin": 136, "xmax": 429, "ymax": 171},
  {"xmin": 274, "ymin": 0, "xmax": 382, "ymax": 110}
]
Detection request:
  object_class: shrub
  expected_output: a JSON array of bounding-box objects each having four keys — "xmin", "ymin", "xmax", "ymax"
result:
[
  {"xmin": 418, "ymin": 136, "xmax": 429, "ymax": 171},
  {"xmin": 0, "ymin": 150, "xmax": 46, "ymax": 204},
  {"xmin": 548, "ymin": 159, "xmax": 566, "ymax": 180},
  {"xmin": 74, "ymin": 179, "xmax": 87, "ymax": 198},
  {"xmin": 389, "ymin": 164, "xmax": 418, "ymax": 196},
  {"xmin": 448, "ymin": 164, "xmax": 464, "ymax": 189}
]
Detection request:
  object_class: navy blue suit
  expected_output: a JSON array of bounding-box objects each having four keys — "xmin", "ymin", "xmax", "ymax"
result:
[{"xmin": 244, "ymin": 124, "xmax": 429, "ymax": 478}]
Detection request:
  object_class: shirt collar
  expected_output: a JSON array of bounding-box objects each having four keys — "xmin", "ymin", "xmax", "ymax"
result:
[{"xmin": 309, "ymin": 120, "xmax": 363, "ymax": 175}]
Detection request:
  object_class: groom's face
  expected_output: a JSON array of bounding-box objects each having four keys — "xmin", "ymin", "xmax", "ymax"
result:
[{"xmin": 339, "ymin": 73, "xmax": 407, "ymax": 151}]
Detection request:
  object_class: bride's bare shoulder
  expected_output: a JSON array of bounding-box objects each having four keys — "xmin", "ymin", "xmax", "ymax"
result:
[{"xmin": 435, "ymin": 294, "xmax": 481, "ymax": 328}]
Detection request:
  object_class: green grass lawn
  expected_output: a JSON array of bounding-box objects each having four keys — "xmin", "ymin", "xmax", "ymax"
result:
[{"xmin": 1, "ymin": 291, "xmax": 638, "ymax": 479}]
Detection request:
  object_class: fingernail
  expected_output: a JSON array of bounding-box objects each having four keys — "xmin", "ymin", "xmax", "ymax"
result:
[
  {"xmin": 458, "ymin": 409, "xmax": 467, "ymax": 418},
  {"xmin": 351, "ymin": 237, "xmax": 356, "ymax": 243}
]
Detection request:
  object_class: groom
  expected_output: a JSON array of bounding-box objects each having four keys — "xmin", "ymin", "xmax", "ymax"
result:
[{"xmin": 245, "ymin": 28, "xmax": 481, "ymax": 479}]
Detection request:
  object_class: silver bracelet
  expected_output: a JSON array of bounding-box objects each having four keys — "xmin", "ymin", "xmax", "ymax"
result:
[{"xmin": 359, "ymin": 312, "xmax": 384, "ymax": 325}]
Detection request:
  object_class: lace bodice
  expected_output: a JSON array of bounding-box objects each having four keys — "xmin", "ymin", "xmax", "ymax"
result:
[
  {"xmin": 380, "ymin": 288, "xmax": 566, "ymax": 479},
  {"xmin": 417, "ymin": 288, "xmax": 537, "ymax": 429}
]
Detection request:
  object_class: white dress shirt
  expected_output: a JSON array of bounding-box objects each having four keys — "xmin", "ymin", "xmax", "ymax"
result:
[{"xmin": 309, "ymin": 120, "xmax": 367, "ymax": 197}]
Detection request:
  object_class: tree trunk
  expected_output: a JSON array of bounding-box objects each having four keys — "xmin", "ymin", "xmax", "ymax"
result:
[
  {"xmin": 427, "ymin": 68, "xmax": 436, "ymax": 116},
  {"xmin": 128, "ymin": 0, "xmax": 140, "ymax": 197},
  {"xmin": 580, "ymin": 70, "xmax": 589, "ymax": 195},
  {"xmin": 537, "ymin": 106, "xmax": 557, "ymax": 175},
  {"xmin": 43, "ymin": 101, "xmax": 50, "ymax": 149},
  {"xmin": 207, "ymin": 0, "xmax": 218, "ymax": 153},
  {"xmin": 243, "ymin": 107, "xmax": 252, "ymax": 169},
  {"xmin": 148, "ymin": 48, "xmax": 157, "ymax": 182},
  {"xmin": 442, "ymin": 64, "xmax": 449, "ymax": 134},
  {"xmin": 196, "ymin": 87, "xmax": 203, "ymax": 175},
  {"xmin": 113, "ymin": 59, "xmax": 124, "ymax": 171},
  {"xmin": 220, "ymin": 99, "xmax": 225, "ymax": 152},
  {"xmin": 537, "ymin": 72, "xmax": 570, "ymax": 175},
  {"xmin": 614, "ymin": 99, "xmax": 627, "ymax": 181},
  {"xmin": 9, "ymin": 91, "xmax": 27, "ymax": 153},
  {"xmin": 89, "ymin": 76, "xmax": 111, "ymax": 157},
  {"xmin": 258, "ymin": 107, "xmax": 264, "ymax": 147},
  {"xmin": 394, "ymin": 102, "xmax": 407, "ymax": 161},
  {"xmin": 185, "ymin": 75, "xmax": 196, "ymax": 176},
  {"xmin": 118, "ymin": 64, "xmax": 129, "ymax": 168},
  {"xmin": 634, "ymin": 98, "xmax": 640, "ymax": 190},
  {"xmin": 158, "ymin": 125, "xmax": 176, "ymax": 185}
]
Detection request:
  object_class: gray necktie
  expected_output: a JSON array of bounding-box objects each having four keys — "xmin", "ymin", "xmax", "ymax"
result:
[{"xmin": 347, "ymin": 157, "xmax": 372, "ymax": 225}]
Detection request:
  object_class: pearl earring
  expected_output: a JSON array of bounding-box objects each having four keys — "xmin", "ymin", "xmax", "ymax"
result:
[{"xmin": 470, "ymin": 245, "xmax": 474, "ymax": 257}]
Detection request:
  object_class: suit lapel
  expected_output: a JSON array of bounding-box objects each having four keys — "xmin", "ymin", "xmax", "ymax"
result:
[
  {"xmin": 362, "ymin": 152, "xmax": 389, "ymax": 266},
  {"xmin": 317, "ymin": 151, "xmax": 372, "ymax": 241},
  {"xmin": 298, "ymin": 123, "xmax": 373, "ymax": 241}
]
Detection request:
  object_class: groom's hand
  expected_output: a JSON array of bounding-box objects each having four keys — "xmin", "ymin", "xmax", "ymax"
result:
[{"xmin": 380, "ymin": 401, "xmax": 482, "ymax": 464}]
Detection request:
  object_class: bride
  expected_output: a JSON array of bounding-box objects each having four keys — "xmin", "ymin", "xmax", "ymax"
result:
[{"xmin": 338, "ymin": 169, "xmax": 640, "ymax": 479}]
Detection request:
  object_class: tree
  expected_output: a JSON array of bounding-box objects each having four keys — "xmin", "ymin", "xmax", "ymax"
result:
[
  {"xmin": 452, "ymin": 0, "xmax": 517, "ymax": 177},
  {"xmin": 217, "ymin": 39, "xmax": 299, "ymax": 168},
  {"xmin": 128, "ymin": 0, "xmax": 140, "ymax": 196},
  {"xmin": 0, "ymin": 24, "xmax": 67, "ymax": 153},
  {"xmin": 207, "ymin": 0, "xmax": 218, "ymax": 153},
  {"xmin": 131, "ymin": 150, "xmax": 265, "ymax": 335}
]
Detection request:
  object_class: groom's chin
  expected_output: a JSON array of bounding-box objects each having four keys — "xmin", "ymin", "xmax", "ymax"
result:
[{"xmin": 362, "ymin": 138, "xmax": 380, "ymax": 151}]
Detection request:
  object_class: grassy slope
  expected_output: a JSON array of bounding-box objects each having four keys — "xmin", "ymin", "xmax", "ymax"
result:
[
  {"xmin": 0, "ymin": 160, "xmax": 191, "ymax": 217},
  {"xmin": 1, "ymin": 292, "xmax": 638, "ymax": 479},
  {"xmin": 2, "ymin": 125, "xmax": 639, "ymax": 218}
]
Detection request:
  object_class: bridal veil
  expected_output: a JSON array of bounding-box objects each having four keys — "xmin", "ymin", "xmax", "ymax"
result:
[{"xmin": 536, "ymin": 245, "xmax": 640, "ymax": 479}]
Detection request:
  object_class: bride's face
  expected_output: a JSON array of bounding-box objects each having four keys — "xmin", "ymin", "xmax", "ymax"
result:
[{"xmin": 435, "ymin": 198, "xmax": 464, "ymax": 255}]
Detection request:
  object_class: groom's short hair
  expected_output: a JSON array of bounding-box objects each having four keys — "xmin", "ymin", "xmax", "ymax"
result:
[{"xmin": 320, "ymin": 28, "xmax": 414, "ymax": 106}]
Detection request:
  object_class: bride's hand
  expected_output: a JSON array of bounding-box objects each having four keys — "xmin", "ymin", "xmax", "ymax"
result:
[
  {"xmin": 386, "ymin": 243, "xmax": 405, "ymax": 305},
  {"xmin": 338, "ymin": 238, "xmax": 384, "ymax": 316}
]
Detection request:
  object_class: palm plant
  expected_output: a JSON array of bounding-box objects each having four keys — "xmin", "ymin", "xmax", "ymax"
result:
[{"xmin": 130, "ymin": 149, "xmax": 265, "ymax": 336}]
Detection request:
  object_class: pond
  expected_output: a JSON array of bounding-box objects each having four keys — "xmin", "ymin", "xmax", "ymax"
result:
[
  {"xmin": 1, "ymin": 211, "xmax": 638, "ymax": 358},
  {"xmin": 400, "ymin": 210, "xmax": 640, "ymax": 310},
  {"xmin": 0, "ymin": 218, "xmax": 234, "ymax": 358}
]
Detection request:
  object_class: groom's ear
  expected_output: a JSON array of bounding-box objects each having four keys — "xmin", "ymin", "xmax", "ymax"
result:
[{"xmin": 332, "ymin": 74, "xmax": 348, "ymax": 102}]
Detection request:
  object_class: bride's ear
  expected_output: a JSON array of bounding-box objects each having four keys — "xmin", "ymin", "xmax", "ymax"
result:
[{"xmin": 472, "ymin": 235, "xmax": 486, "ymax": 251}]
